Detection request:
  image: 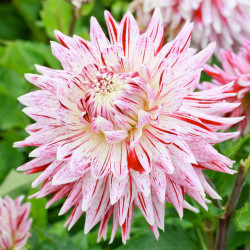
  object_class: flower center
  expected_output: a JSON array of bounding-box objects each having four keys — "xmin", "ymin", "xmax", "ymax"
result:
[
  {"xmin": 77, "ymin": 69, "xmax": 148, "ymax": 130},
  {"xmin": 91, "ymin": 73, "xmax": 117, "ymax": 94}
]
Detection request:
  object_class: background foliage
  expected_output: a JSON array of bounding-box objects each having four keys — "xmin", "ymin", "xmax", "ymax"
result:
[{"xmin": 0, "ymin": 0, "xmax": 249, "ymax": 249}]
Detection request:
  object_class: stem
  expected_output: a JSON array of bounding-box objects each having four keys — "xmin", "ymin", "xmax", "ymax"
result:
[
  {"xmin": 205, "ymin": 219, "xmax": 214, "ymax": 250},
  {"xmin": 196, "ymin": 226, "xmax": 208, "ymax": 250},
  {"xmin": 215, "ymin": 164, "xmax": 247, "ymax": 250},
  {"xmin": 68, "ymin": 6, "xmax": 82, "ymax": 36}
]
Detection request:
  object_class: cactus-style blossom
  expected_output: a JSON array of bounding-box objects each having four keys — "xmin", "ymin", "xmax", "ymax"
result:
[
  {"xmin": 15, "ymin": 9, "xmax": 243, "ymax": 243},
  {"xmin": 0, "ymin": 196, "xmax": 32, "ymax": 250},
  {"xmin": 200, "ymin": 39, "xmax": 250, "ymax": 135},
  {"xmin": 130, "ymin": 0, "xmax": 250, "ymax": 58}
]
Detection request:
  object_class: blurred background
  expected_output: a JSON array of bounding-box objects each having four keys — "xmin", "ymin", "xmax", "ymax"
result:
[{"xmin": 0, "ymin": 0, "xmax": 249, "ymax": 249}]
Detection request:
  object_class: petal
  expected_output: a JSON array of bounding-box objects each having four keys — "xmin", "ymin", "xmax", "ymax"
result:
[
  {"xmin": 91, "ymin": 144, "xmax": 112, "ymax": 178},
  {"xmin": 97, "ymin": 208, "xmax": 113, "ymax": 242},
  {"xmin": 135, "ymin": 192, "xmax": 154, "ymax": 226},
  {"xmin": 118, "ymin": 180, "xmax": 134, "ymax": 225},
  {"xmin": 104, "ymin": 11, "xmax": 119, "ymax": 44},
  {"xmin": 59, "ymin": 178, "xmax": 84, "ymax": 215},
  {"xmin": 150, "ymin": 166, "xmax": 166, "ymax": 203},
  {"xmin": 109, "ymin": 174, "xmax": 128, "ymax": 205},
  {"xmin": 81, "ymin": 172, "xmax": 102, "ymax": 211},
  {"xmin": 145, "ymin": 8, "xmax": 164, "ymax": 54},
  {"xmin": 90, "ymin": 17, "xmax": 110, "ymax": 51},
  {"xmin": 104, "ymin": 130, "xmax": 128, "ymax": 144},
  {"xmin": 111, "ymin": 142, "xmax": 129, "ymax": 179},
  {"xmin": 165, "ymin": 178, "xmax": 184, "ymax": 218},
  {"xmin": 65, "ymin": 203, "xmax": 83, "ymax": 230},
  {"xmin": 134, "ymin": 35, "xmax": 154, "ymax": 71},
  {"xmin": 152, "ymin": 189, "xmax": 165, "ymax": 230},
  {"xmin": 118, "ymin": 12, "xmax": 140, "ymax": 60},
  {"xmin": 137, "ymin": 109, "xmax": 151, "ymax": 128},
  {"xmin": 24, "ymin": 74, "xmax": 59, "ymax": 94},
  {"xmin": 121, "ymin": 203, "xmax": 135, "ymax": 244},
  {"xmin": 84, "ymin": 178, "xmax": 110, "ymax": 234},
  {"xmin": 131, "ymin": 170, "xmax": 151, "ymax": 197},
  {"xmin": 52, "ymin": 166, "xmax": 82, "ymax": 185},
  {"xmin": 91, "ymin": 116, "xmax": 114, "ymax": 133}
]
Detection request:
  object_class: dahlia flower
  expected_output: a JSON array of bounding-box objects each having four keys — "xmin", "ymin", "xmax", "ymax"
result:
[
  {"xmin": 200, "ymin": 39, "xmax": 250, "ymax": 135},
  {"xmin": 15, "ymin": 9, "xmax": 242, "ymax": 243},
  {"xmin": 0, "ymin": 196, "xmax": 32, "ymax": 250},
  {"xmin": 130, "ymin": 0, "xmax": 250, "ymax": 57}
]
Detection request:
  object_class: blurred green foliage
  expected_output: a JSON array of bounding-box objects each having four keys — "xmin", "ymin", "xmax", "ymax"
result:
[{"xmin": 0, "ymin": 0, "xmax": 249, "ymax": 249}]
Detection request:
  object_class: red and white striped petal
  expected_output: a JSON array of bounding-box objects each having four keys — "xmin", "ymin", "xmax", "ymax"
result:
[
  {"xmin": 145, "ymin": 8, "xmax": 164, "ymax": 54},
  {"xmin": 90, "ymin": 17, "xmax": 110, "ymax": 51},
  {"xmin": 165, "ymin": 178, "xmax": 184, "ymax": 218},
  {"xmin": 135, "ymin": 192, "xmax": 154, "ymax": 226},
  {"xmin": 119, "ymin": 12, "xmax": 140, "ymax": 60},
  {"xmin": 109, "ymin": 174, "xmax": 128, "ymax": 205},
  {"xmin": 104, "ymin": 11, "xmax": 119, "ymax": 44}
]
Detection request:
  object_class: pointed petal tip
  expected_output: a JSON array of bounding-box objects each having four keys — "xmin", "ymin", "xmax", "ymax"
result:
[
  {"xmin": 45, "ymin": 202, "xmax": 51, "ymax": 209},
  {"xmin": 17, "ymin": 95, "xmax": 24, "ymax": 104},
  {"xmin": 28, "ymin": 193, "xmax": 37, "ymax": 199},
  {"xmin": 229, "ymin": 169, "xmax": 238, "ymax": 175},
  {"xmin": 84, "ymin": 226, "xmax": 90, "ymax": 235},
  {"xmin": 58, "ymin": 207, "xmax": 66, "ymax": 216},
  {"xmin": 24, "ymin": 73, "xmax": 33, "ymax": 82},
  {"xmin": 31, "ymin": 181, "xmax": 38, "ymax": 188},
  {"xmin": 13, "ymin": 141, "xmax": 21, "ymax": 148},
  {"xmin": 16, "ymin": 166, "xmax": 24, "ymax": 171},
  {"xmin": 150, "ymin": 7, "xmax": 163, "ymax": 23},
  {"xmin": 216, "ymin": 195, "xmax": 222, "ymax": 200},
  {"xmin": 104, "ymin": 10, "xmax": 112, "ymax": 18},
  {"xmin": 90, "ymin": 16, "xmax": 97, "ymax": 23},
  {"xmin": 177, "ymin": 209, "xmax": 184, "ymax": 219},
  {"xmin": 54, "ymin": 29, "xmax": 62, "ymax": 37},
  {"xmin": 182, "ymin": 20, "xmax": 194, "ymax": 31},
  {"xmin": 29, "ymin": 151, "xmax": 37, "ymax": 158}
]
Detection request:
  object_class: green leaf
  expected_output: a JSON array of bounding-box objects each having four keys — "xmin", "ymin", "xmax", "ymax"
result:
[
  {"xmin": 204, "ymin": 203, "xmax": 225, "ymax": 217},
  {"xmin": 40, "ymin": 0, "xmax": 72, "ymax": 39},
  {"xmin": 111, "ymin": 1, "xmax": 129, "ymax": 19},
  {"xmin": 28, "ymin": 227, "xmax": 82, "ymax": 250},
  {"xmin": 228, "ymin": 223, "xmax": 250, "ymax": 249},
  {"xmin": 0, "ymin": 41, "xmax": 60, "ymax": 75},
  {"xmin": 207, "ymin": 136, "xmax": 250, "ymax": 198},
  {"xmin": 12, "ymin": 0, "xmax": 47, "ymax": 42},
  {"xmin": 206, "ymin": 170, "xmax": 237, "ymax": 198},
  {"xmin": 0, "ymin": 95, "xmax": 30, "ymax": 130},
  {"xmin": 0, "ymin": 65, "xmax": 33, "ymax": 129},
  {"xmin": 118, "ymin": 226, "xmax": 199, "ymax": 249},
  {"xmin": 29, "ymin": 189, "xmax": 48, "ymax": 229},
  {"xmin": 0, "ymin": 65, "xmax": 31, "ymax": 98},
  {"xmin": 0, "ymin": 169, "xmax": 38, "ymax": 196},
  {"xmin": 166, "ymin": 217, "xmax": 193, "ymax": 229},
  {"xmin": 0, "ymin": 130, "xmax": 26, "ymax": 183},
  {"xmin": 223, "ymin": 135, "xmax": 250, "ymax": 160},
  {"xmin": 81, "ymin": 1, "xmax": 95, "ymax": 15},
  {"xmin": 235, "ymin": 202, "xmax": 250, "ymax": 231},
  {"xmin": 48, "ymin": 221, "xmax": 68, "ymax": 238},
  {"xmin": 0, "ymin": 3, "xmax": 30, "ymax": 40}
]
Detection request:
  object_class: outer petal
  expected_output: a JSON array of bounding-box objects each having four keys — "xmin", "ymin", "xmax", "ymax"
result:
[
  {"xmin": 145, "ymin": 8, "xmax": 164, "ymax": 54},
  {"xmin": 90, "ymin": 17, "xmax": 110, "ymax": 51},
  {"xmin": 118, "ymin": 12, "xmax": 140, "ymax": 60}
]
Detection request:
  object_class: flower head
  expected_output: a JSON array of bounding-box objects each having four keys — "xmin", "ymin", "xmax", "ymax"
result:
[
  {"xmin": 200, "ymin": 39, "xmax": 250, "ymax": 135},
  {"xmin": 131, "ymin": 0, "xmax": 250, "ymax": 58},
  {"xmin": 15, "ymin": 9, "xmax": 242, "ymax": 243},
  {"xmin": 0, "ymin": 196, "xmax": 32, "ymax": 250}
]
